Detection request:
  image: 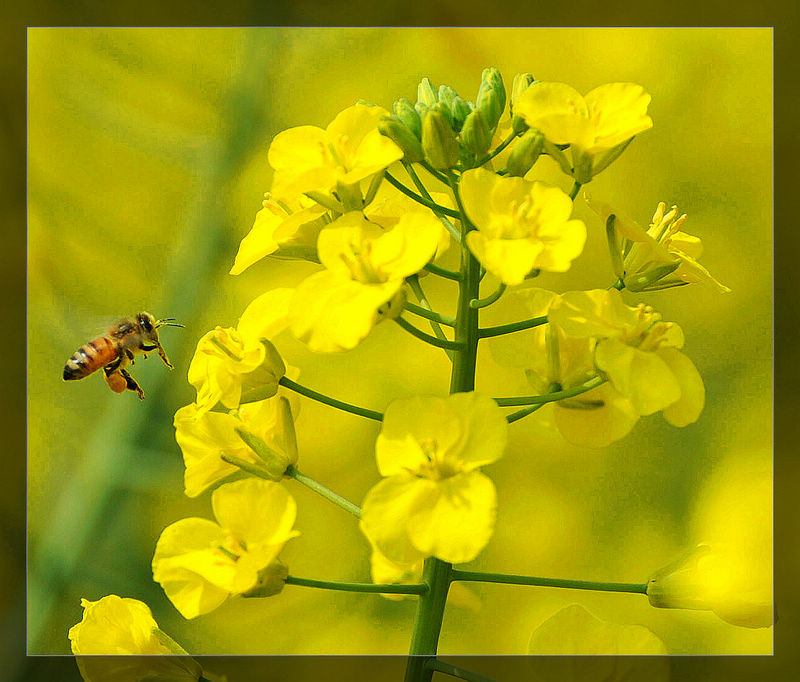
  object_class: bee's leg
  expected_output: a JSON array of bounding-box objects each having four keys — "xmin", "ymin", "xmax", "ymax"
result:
[
  {"xmin": 119, "ymin": 368, "xmax": 145, "ymax": 400},
  {"xmin": 125, "ymin": 348, "xmax": 136, "ymax": 366},
  {"xmin": 104, "ymin": 355, "xmax": 123, "ymax": 374},
  {"xmin": 154, "ymin": 342, "xmax": 174, "ymax": 369}
]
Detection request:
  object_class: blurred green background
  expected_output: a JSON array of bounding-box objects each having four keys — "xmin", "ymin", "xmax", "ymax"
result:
[{"xmin": 27, "ymin": 27, "xmax": 773, "ymax": 663}]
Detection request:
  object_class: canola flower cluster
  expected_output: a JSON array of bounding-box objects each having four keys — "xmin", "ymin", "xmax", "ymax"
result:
[{"xmin": 68, "ymin": 68, "xmax": 770, "ymax": 678}]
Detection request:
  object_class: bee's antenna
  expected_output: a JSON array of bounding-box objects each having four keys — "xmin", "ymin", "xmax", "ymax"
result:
[{"xmin": 157, "ymin": 319, "xmax": 185, "ymax": 328}]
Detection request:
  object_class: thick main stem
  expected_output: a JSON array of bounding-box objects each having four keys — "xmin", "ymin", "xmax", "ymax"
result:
[{"xmin": 404, "ymin": 208, "xmax": 481, "ymax": 682}]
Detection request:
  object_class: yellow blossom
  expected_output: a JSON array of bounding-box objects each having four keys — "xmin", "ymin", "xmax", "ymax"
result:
[
  {"xmin": 268, "ymin": 102, "xmax": 403, "ymax": 204},
  {"xmin": 588, "ymin": 195, "xmax": 730, "ymax": 292},
  {"xmin": 152, "ymin": 478, "xmax": 299, "ymax": 619},
  {"xmin": 647, "ymin": 543, "xmax": 773, "ymax": 628},
  {"xmin": 514, "ymin": 82, "xmax": 652, "ymax": 182},
  {"xmin": 175, "ymin": 393, "xmax": 299, "ymax": 498},
  {"xmin": 460, "ymin": 168, "xmax": 586, "ymax": 285},
  {"xmin": 289, "ymin": 210, "xmax": 442, "ymax": 352},
  {"xmin": 188, "ymin": 289, "xmax": 291, "ymax": 413},
  {"xmin": 548, "ymin": 288, "xmax": 704, "ymax": 424},
  {"xmin": 230, "ymin": 194, "xmax": 327, "ymax": 274},
  {"xmin": 360, "ymin": 392, "xmax": 507, "ymax": 565},
  {"xmin": 68, "ymin": 595, "xmax": 202, "ymax": 681}
]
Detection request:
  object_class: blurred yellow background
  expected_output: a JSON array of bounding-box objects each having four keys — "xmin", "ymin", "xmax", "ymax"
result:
[{"xmin": 27, "ymin": 27, "xmax": 772, "ymax": 660}]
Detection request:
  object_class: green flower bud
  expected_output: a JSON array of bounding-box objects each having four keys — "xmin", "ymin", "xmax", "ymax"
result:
[
  {"xmin": 393, "ymin": 98, "xmax": 421, "ymax": 138},
  {"xmin": 422, "ymin": 109, "xmax": 460, "ymax": 170},
  {"xmin": 506, "ymin": 128, "xmax": 544, "ymax": 176},
  {"xmin": 437, "ymin": 84, "xmax": 459, "ymax": 111},
  {"xmin": 476, "ymin": 67, "xmax": 506, "ymax": 129},
  {"xmin": 511, "ymin": 72, "xmax": 535, "ymax": 133},
  {"xmin": 417, "ymin": 77, "xmax": 438, "ymax": 107},
  {"xmin": 414, "ymin": 101, "xmax": 429, "ymax": 120},
  {"xmin": 242, "ymin": 560, "xmax": 289, "ymax": 598},
  {"xmin": 379, "ymin": 116, "xmax": 424, "ymax": 163},
  {"xmin": 460, "ymin": 109, "xmax": 491, "ymax": 157},
  {"xmin": 449, "ymin": 96, "xmax": 474, "ymax": 131}
]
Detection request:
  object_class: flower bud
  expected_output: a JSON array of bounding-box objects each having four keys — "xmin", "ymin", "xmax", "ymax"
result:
[
  {"xmin": 437, "ymin": 84, "xmax": 459, "ymax": 111},
  {"xmin": 422, "ymin": 109, "xmax": 460, "ymax": 170},
  {"xmin": 506, "ymin": 128, "xmax": 544, "ymax": 176},
  {"xmin": 450, "ymin": 96, "xmax": 474, "ymax": 131},
  {"xmin": 476, "ymin": 67, "xmax": 506, "ymax": 129},
  {"xmin": 460, "ymin": 109, "xmax": 491, "ymax": 157},
  {"xmin": 379, "ymin": 116, "xmax": 424, "ymax": 163},
  {"xmin": 417, "ymin": 77, "xmax": 438, "ymax": 107},
  {"xmin": 242, "ymin": 560, "xmax": 289, "ymax": 598},
  {"xmin": 393, "ymin": 98, "xmax": 422, "ymax": 138},
  {"xmin": 510, "ymin": 72, "xmax": 535, "ymax": 133}
]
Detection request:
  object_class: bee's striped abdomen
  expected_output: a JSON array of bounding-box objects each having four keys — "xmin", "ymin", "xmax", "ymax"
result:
[{"xmin": 63, "ymin": 336, "xmax": 118, "ymax": 381}]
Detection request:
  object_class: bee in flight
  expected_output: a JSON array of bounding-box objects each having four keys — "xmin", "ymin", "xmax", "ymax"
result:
[{"xmin": 63, "ymin": 312, "xmax": 183, "ymax": 400}]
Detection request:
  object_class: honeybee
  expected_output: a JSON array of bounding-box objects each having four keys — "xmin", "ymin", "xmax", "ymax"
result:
[{"xmin": 63, "ymin": 312, "xmax": 183, "ymax": 400}]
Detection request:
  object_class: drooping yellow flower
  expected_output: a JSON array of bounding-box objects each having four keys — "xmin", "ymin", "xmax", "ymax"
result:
[
  {"xmin": 528, "ymin": 604, "xmax": 668, "ymax": 666},
  {"xmin": 152, "ymin": 479, "xmax": 299, "ymax": 619},
  {"xmin": 514, "ymin": 82, "xmax": 652, "ymax": 183},
  {"xmin": 548, "ymin": 289, "xmax": 704, "ymax": 424},
  {"xmin": 494, "ymin": 288, "xmax": 639, "ymax": 447},
  {"xmin": 647, "ymin": 543, "xmax": 773, "ymax": 628},
  {"xmin": 587, "ymin": 195, "xmax": 730, "ymax": 292},
  {"xmin": 230, "ymin": 194, "xmax": 327, "ymax": 274},
  {"xmin": 268, "ymin": 102, "xmax": 404, "ymax": 203},
  {"xmin": 188, "ymin": 289, "xmax": 291, "ymax": 413},
  {"xmin": 289, "ymin": 210, "xmax": 443, "ymax": 352},
  {"xmin": 68, "ymin": 595, "xmax": 202, "ymax": 681},
  {"xmin": 175, "ymin": 393, "xmax": 299, "ymax": 498},
  {"xmin": 460, "ymin": 168, "xmax": 586, "ymax": 285},
  {"xmin": 360, "ymin": 392, "xmax": 507, "ymax": 565}
]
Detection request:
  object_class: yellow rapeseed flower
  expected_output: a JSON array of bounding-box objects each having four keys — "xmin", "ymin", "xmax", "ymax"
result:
[
  {"xmin": 175, "ymin": 393, "xmax": 299, "ymax": 498},
  {"xmin": 188, "ymin": 289, "xmax": 291, "ymax": 413},
  {"xmin": 68, "ymin": 595, "xmax": 202, "ymax": 681},
  {"xmin": 460, "ymin": 168, "xmax": 586, "ymax": 285},
  {"xmin": 230, "ymin": 194, "xmax": 327, "ymax": 274},
  {"xmin": 514, "ymin": 82, "xmax": 652, "ymax": 183},
  {"xmin": 289, "ymin": 210, "xmax": 443, "ymax": 352},
  {"xmin": 548, "ymin": 289, "xmax": 704, "ymax": 425},
  {"xmin": 152, "ymin": 479, "xmax": 299, "ymax": 619},
  {"xmin": 587, "ymin": 195, "xmax": 730, "ymax": 292},
  {"xmin": 268, "ymin": 102, "xmax": 403, "ymax": 203},
  {"xmin": 360, "ymin": 392, "xmax": 507, "ymax": 565}
]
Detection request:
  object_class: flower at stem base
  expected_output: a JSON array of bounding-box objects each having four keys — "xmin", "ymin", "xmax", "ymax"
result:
[
  {"xmin": 360, "ymin": 392, "xmax": 507, "ymax": 565},
  {"xmin": 68, "ymin": 595, "xmax": 202, "ymax": 681},
  {"xmin": 152, "ymin": 479, "xmax": 299, "ymax": 619}
]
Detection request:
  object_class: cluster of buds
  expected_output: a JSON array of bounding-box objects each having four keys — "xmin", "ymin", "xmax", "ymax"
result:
[{"xmin": 378, "ymin": 68, "xmax": 540, "ymax": 172}]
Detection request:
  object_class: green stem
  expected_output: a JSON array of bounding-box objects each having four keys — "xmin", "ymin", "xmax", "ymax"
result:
[
  {"xmin": 494, "ymin": 376, "xmax": 606, "ymax": 407},
  {"xmin": 278, "ymin": 376, "xmax": 383, "ymax": 422},
  {"xmin": 568, "ymin": 180, "xmax": 582, "ymax": 200},
  {"xmin": 469, "ymin": 283, "xmax": 506, "ymax": 309},
  {"xmin": 404, "ymin": 301, "xmax": 456, "ymax": 327},
  {"xmin": 450, "ymin": 570, "xmax": 648, "ymax": 595},
  {"xmin": 407, "ymin": 275, "xmax": 455, "ymax": 362},
  {"xmin": 404, "ymin": 172, "xmax": 481, "ymax": 682},
  {"xmin": 426, "ymin": 659, "xmax": 497, "ymax": 682},
  {"xmin": 404, "ymin": 162, "xmax": 461, "ymax": 242},
  {"xmin": 424, "ymin": 262, "xmax": 462, "ymax": 281},
  {"xmin": 419, "ymin": 160, "xmax": 452, "ymax": 186},
  {"xmin": 478, "ymin": 315, "xmax": 548, "ymax": 338},
  {"xmin": 285, "ymin": 575, "xmax": 427, "ymax": 595},
  {"xmin": 476, "ymin": 130, "xmax": 518, "ymax": 167},
  {"xmin": 384, "ymin": 172, "xmax": 461, "ymax": 219},
  {"xmin": 505, "ymin": 402, "xmax": 546, "ymax": 424},
  {"xmin": 285, "ymin": 465, "xmax": 362, "ymax": 518},
  {"xmin": 395, "ymin": 317, "xmax": 465, "ymax": 351}
]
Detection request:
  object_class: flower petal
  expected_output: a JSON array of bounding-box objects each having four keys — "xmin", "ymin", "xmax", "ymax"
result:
[
  {"xmin": 212, "ymin": 478, "xmax": 298, "ymax": 546},
  {"xmin": 658, "ymin": 348, "xmax": 705, "ymax": 426}
]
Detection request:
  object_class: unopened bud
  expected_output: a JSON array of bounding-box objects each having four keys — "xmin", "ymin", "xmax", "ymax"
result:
[
  {"xmin": 449, "ymin": 96, "xmax": 473, "ymax": 131},
  {"xmin": 417, "ymin": 77, "xmax": 438, "ymax": 108},
  {"xmin": 476, "ymin": 67, "xmax": 506, "ymax": 129},
  {"xmin": 422, "ymin": 110, "xmax": 460, "ymax": 170},
  {"xmin": 393, "ymin": 98, "xmax": 422, "ymax": 138},
  {"xmin": 460, "ymin": 109, "xmax": 491, "ymax": 157},
  {"xmin": 379, "ymin": 116, "xmax": 424, "ymax": 163},
  {"xmin": 506, "ymin": 128, "xmax": 544, "ymax": 176},
  {"xmin": 511, "ymin": 72, "xmax": 535, "ymax": 133}
]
